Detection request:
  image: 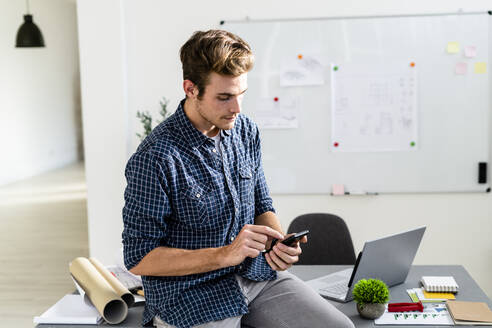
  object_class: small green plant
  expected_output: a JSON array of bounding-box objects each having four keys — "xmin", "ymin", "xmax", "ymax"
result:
[
  {"xmin": 352, "ymin": 279, "xmax": 390, "ymax": 307},
  {"xmin": 136, "ymin": 97, "xmax": 171, "ymax": 141}
]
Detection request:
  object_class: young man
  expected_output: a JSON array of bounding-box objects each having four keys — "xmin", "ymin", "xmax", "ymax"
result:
[{"xmin": 122, "ymin": 30, "xmax": 354, "ymax": 328}]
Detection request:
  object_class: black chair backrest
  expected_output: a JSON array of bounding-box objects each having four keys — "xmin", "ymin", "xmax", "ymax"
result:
[{"xmin": 287, "ymin": 213, "xmax": 356, "ymax": 265}]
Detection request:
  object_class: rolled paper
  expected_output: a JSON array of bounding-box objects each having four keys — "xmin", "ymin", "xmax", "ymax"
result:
[{"xmin": 69, "ymin": 257, "xmax": 128, "ymax": 324}]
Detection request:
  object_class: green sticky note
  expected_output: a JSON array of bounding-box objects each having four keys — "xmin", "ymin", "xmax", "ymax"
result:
[
  {"xmin": 474, "ymin": 62, "xmax": 487, "ymax": 74},
  {"xmin": 447, "ymin": 42, "xmax": 460, "ymax": 54},
  {"xmin": 409, "ymin": 292, "xmax": 419, "ymax": 302}
]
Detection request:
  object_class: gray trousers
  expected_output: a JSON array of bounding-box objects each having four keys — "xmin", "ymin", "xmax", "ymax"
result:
[{"xmin": 154, "ymin": 271, "xmax": 354, "ymax": 328}]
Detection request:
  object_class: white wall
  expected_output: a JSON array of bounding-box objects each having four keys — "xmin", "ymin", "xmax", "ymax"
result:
[
  {"xmin": 77, "ymin": 0, "xmax": 492, "ymax": 298},
  {"xmin": 76, "ymin": 0, "xmax": 129, "ymax": 268},
  {"xmin": 0, "ymin": 0, "xmax": 82, "ymax": 186}
]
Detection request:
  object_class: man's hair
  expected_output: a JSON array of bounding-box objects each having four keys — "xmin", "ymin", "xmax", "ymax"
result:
[{"xmin": 180, "ymin": 29, "xmax": 254, "ymax": 99}]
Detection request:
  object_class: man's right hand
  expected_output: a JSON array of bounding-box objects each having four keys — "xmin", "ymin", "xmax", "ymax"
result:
[{"xmin": 221, "ymin": 224, "xmax": 284, "ymax": 267}]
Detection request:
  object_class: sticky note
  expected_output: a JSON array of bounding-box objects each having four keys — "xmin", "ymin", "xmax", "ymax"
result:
[
  {"xmin": 422, "ymin": 290, "xmax": 455, "ymax": 300},
  {"xmin": 455, "ymin": 62, "xmax": 467, "ymax": 75},
  {"xmin": 447, "ymin": 42, "xmax": 460, "ymax": 54},
  {"xmin": 464, "ymin": 46, "xmax": 477, "ymax": 58},
  {"xmin": 474, "ymin": 62, "xmax": 487, "ymax": 74},
  {"xmin": 332, "ymin": 184, "xmax": 345, "ymax": 196}
]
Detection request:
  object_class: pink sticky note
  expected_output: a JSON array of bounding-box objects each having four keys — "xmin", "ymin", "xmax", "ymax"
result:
[
  {"xmin": 455, "ymin": 62, "xmax": 468, "ymax": 75},
  {"xmin": 464, "ymin": 46, "xmax": 477, "ymax": 58},
  {"xmin": 332, "ymin": 184, "xmax": 345, "ymax": 196}
]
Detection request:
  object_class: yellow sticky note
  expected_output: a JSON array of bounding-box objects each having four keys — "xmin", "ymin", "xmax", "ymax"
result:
[
  {"xmin": 423, "ymin": 290, "xmax": 455, "ymax": 300},
  {"xmin": 447, "ymin": 42, "xmax": 460, "ymax": 54},
  {"xmin": 474, "ymin": 62, "xmax": 487, "ymax": 74}
]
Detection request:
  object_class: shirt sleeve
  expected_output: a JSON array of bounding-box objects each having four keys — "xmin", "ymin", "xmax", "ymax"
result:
[
  {"xmin": 253, "ymin": 125, "xmax": 276, "ymax": 217},
  {"xmin": 121, "ymin": 149, "xmax": 171, "ymax": 271}
]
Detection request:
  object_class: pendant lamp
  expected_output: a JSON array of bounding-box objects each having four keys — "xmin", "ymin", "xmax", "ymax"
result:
[{"xmin": 15, "ymin": 0, "xmax": 45, "ymax": 48}]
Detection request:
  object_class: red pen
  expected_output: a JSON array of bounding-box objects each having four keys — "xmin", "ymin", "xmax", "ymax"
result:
[{"xmin": 388, "ymin": 301, "xmax": 424, "ymax": 312}]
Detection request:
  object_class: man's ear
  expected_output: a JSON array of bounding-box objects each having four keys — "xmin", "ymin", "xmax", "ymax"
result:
[{"xmin": 183, "ymin": 80, "xmax": 197, "ymax": 99}]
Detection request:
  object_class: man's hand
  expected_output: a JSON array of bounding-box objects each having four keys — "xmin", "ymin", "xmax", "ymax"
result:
[
  {"xmin": 264, "ymin": 234, "xmax": 308, "ymax": 271},
  {"xmin": 221, "ymin": 224, "xmax": 284, "ymax": 267}
]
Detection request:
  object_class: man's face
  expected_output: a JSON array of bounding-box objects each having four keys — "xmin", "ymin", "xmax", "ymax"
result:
[{"xmin": 195, "ymin": 72, "xmax": 248, "ymax": 131}]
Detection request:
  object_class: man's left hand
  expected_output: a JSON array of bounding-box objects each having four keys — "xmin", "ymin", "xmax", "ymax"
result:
[{"xmin": 264, "ymin": 235, "xmax": 307, "ymax": 271}]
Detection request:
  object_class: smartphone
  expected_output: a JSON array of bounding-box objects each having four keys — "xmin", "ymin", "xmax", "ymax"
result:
[{"xmin": 265, "ymin": 230, "xmax": 310, "ymax": 253}]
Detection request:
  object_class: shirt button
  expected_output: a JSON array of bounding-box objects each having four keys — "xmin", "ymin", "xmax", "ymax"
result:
[
  {"xmin": 235, "ymin": 207, "xmax": 239, "ymax": 213},
  {"xmin": 196, "ymin": 193, "xmax": 201, "ymax": 198},
  {"xmin": 230, "ymin": 236, "xmax": 234, "ymax": 242},
  {"xmin": 212, "ymin": 148, "xmax": 217, "ymax": 153}
]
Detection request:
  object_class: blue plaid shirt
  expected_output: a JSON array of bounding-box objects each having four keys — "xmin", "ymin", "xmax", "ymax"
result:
[{"xmin": 122, "ymin": 100, "xmax": 277, "ymax": 328}]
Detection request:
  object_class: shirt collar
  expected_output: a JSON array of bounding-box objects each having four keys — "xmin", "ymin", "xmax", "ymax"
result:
[
  {"xmin": 221, "ymin": 128, "xmax": 231, "ymax": 137},
  {"xmin": 174, "ymin": 99, "xmax": 232, "ymax": 148}
]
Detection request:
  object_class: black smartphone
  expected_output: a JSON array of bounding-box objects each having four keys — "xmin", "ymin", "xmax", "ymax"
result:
[
  {"xmin": 265, "ymin": 230, "xmax": 310, "ymax": 253},
  {"xmin": 280, "ymin": 230, "xmax": 310, "ymax": 247}
]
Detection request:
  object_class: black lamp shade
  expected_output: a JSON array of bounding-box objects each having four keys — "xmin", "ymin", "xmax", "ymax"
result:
[{"xmin": 16, "ymin": 14, "xmax": 45, "ymax": 47}]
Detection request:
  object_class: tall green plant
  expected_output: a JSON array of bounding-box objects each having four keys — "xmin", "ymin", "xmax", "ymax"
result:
[{"xmin": 136, "ymin": 97, "xmax": 171, "ymax": 141}]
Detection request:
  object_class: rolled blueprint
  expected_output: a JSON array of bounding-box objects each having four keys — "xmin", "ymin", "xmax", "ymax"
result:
[{"xmin": 69, "ymin": 257, "xmax": 130, "ymax": 324}]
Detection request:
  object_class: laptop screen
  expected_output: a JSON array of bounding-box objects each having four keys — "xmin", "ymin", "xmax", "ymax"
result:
[{"xmin": 350, "ymin": 226, "xmax": 426, "ymax": 289}]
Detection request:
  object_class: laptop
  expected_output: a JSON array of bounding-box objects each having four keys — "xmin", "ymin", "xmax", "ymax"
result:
[{"xmin": 305, "ymin": 226, "xmax": 426, "ymax": 302}]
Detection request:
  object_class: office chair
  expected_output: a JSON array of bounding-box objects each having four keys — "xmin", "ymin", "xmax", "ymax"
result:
[{"xmin": 287, "ymin": 213, "xmax": 356, "ymax": 265}]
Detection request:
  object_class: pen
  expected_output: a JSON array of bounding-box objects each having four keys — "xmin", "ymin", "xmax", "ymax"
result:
[{"xmin": 343, "ymin": 192, "xmax": 379, "ymax": 196}]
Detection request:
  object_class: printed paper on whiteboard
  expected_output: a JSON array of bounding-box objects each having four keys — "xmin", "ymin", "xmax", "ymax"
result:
[
  {"xmin": 331, "ymin": 62, "xmax": 418, "ymax": 152},
  {"xmin": 254, "ymin": 96, "xmax": 300, "ymax": 129},
  {"xmin": 280, "ymin": 54, "xmax": 325, "ymax": 87}
]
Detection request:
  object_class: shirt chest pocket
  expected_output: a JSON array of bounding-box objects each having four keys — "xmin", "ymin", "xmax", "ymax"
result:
[
  {"xmin": 175, "ymin": 184, "xmax": 213, "ymax": 227},
  {"xmin": 239, "ymin": 165, "xmax": 254, "ymax": 204}
]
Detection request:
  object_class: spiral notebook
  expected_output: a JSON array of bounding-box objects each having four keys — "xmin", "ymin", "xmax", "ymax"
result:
[{"xmin": 421, "ymin": 276, "xmax": 459, "ymax": 293}]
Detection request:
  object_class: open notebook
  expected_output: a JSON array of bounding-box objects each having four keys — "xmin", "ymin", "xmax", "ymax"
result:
[{"xmin": 33, "ymin": 294, "xmax": 102, "ymax": 325}]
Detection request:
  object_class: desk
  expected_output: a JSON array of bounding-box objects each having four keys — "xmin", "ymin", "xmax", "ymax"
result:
[
  {"xmin": 290, "ymin": 265, "xmax": 492, "ymax": 328},
  {"xmin": 37, "ymin": 265, "xmax": 492, "ymax": 328}
]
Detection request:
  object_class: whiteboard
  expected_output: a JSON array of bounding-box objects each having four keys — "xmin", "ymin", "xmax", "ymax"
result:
[{"xmin": 224, "ymin": 13, "xmax": 491, "ymax": 194}]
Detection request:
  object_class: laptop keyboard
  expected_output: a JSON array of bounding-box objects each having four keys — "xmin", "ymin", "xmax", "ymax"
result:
[
  {"xmin": 320, "ymin": 274, "xmax": 347, "ymax": 284},
  {"xmin": 320, "ymin": 281, "xmax": 349, "ymax": 296}
]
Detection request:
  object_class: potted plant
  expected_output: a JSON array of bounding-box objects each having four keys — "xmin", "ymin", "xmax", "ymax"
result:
[
  {"xmin": 352, "ymin": 278, "xmax": 390, "ymax": 319},
  {"xmin": 136, "ymin": 97, "xmax": 171, "ymax": 141}
]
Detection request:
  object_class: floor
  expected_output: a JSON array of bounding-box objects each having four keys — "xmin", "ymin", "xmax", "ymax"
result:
[{"xmin": 0, "ymin": 162, "xmax": 88, "ymax": 328}]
